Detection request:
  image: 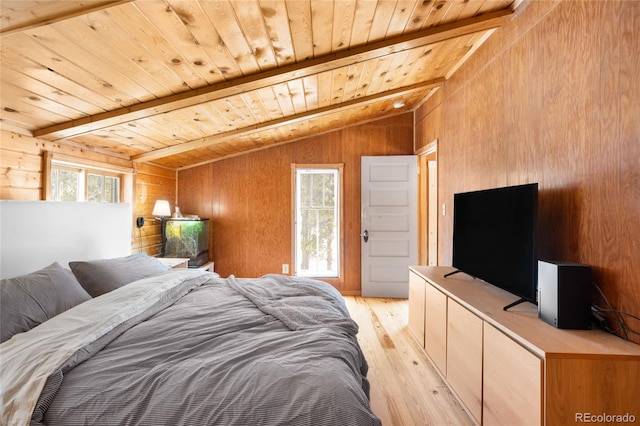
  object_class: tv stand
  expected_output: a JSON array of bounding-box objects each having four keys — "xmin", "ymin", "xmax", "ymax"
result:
[
  {"xmin": 502, "ymin": 297, "xmax": 527, "ymax": 311},
  {"xmin": 445, "ymin": 270, "xmax": 531, "ymax": 311},
  {"xmin": 443, "ymin": 269, "xmax": 473, "ymax": 279},
  {"xmin": 408, "ymin": 266, "xmax": 640, "ymax": 425}
]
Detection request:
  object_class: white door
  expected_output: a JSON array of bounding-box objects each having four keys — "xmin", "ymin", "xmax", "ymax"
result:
[{"xmin": 361, "ymin": 155, "xmax": 418, "ymax": 298}]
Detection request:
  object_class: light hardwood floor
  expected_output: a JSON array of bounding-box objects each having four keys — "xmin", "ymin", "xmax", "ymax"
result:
[{"xmin": 344, "ymin": 297, "xmax": 473, "ymax": 426}]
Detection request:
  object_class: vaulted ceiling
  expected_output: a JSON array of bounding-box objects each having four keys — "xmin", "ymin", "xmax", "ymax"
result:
[{"xmin": 1, "ymin": 0, "xmax": 520, "ymax": 169}]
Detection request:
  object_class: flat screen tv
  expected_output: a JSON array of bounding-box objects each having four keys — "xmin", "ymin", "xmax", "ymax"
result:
[{"xmin": 446, "ymin": 183, "xmax": 538, "ymax": 310}]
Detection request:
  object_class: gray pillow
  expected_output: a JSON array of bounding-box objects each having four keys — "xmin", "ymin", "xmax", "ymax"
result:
[
  {"xmin": 1, "ymin": 262, "xmax": 92, "ymax": 343},
  {"xmin": 69, "ymin": 254, "xmax": 170, "ymax": 297}
]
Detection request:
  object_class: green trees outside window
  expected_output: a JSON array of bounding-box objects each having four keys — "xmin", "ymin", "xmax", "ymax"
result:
[{"xmin": 50, "ymin": 165, "xmax": 121, "ymax": 202}]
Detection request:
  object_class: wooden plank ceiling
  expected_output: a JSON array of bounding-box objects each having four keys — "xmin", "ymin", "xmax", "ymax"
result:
[{"xmin": 1, "ymin": 0, "xmax": 518, "ymax": 169}]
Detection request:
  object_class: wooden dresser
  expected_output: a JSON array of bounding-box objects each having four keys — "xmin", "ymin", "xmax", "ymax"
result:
[{"xmin": 409, "ymin": 266, "xmax": 640, "ymax": 425}]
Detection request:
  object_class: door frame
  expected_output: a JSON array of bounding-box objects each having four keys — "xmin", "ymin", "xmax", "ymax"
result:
[{"xmin": 417, "ymin": 140, "xmax": 438, "ymax": 266}]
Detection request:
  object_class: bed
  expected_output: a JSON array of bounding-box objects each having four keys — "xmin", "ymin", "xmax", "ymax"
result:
[{"xmin": 0, "ymin": 255, "xmax": 381, "ymax": 426}]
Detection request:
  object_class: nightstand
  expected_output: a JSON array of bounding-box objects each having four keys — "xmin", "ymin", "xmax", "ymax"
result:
[
  {"xmin": 198, "ymin": 261, "xmax": 214, "ymax": 272},
  {"xmin": 158, "ymin": 258, "xmax": 190, "ymax": 269}
]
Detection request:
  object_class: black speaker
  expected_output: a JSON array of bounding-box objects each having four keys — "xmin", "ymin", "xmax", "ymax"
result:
[{"xmin": 537, "ymin": 260, "xmax": 592, "ymax": 329}]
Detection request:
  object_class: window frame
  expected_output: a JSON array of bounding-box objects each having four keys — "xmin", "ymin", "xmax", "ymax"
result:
[
  {"xmin": 291, "ymin": 163, "xmax": 344, "ymax": 279},
  {"xmin": 43, "ymin": 151, "xmax": 133, "ymax": 203}
]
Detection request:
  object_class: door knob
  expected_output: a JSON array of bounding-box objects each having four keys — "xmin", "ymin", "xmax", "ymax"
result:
[{"xmin": 361, "ymin": 229, "xmax": 369, "ymax": 243}]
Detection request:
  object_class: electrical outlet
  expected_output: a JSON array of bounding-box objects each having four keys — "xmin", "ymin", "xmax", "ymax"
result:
[{"xmin": 282, "ymin": 264, "xmax": 289, "ymax": 274}]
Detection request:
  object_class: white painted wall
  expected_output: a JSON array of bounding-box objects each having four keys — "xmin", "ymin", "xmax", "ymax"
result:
[{"xmin": 0, "ymin": 201, "xmax": 132, "ymax": 279}]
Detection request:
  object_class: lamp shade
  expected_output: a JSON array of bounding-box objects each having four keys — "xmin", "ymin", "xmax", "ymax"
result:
[{"xmin": 152, "ymin": 200, "xmax": 171, "ymax": 217}]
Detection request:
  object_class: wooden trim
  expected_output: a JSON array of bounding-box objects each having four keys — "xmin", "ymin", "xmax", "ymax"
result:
[
  {"xmin": 41, "ymin": 151, "xmax": 52, "ymax": 201},
  {"xmin": 415, "ymin": 139, "xmax": 439, "ymax": 156},
  {"xmin": 290, "ymin": 163, "xmax": 297, "ymax": 277},
  {"xmin": 338, "ymin": 164, "xmax": 344, "ymax": 283},
  {"xmin": 291, "ymin": 164, "xmax": 345, "ymax": 281},
  {"xmin": 414, "ymin": 86, "xmax": 442, "ymax": 112},
  {"xmin": 49, "ymin": 152, "xmax": 134, "ymax": 174},
  {"xmin": 417, "ymin": 140, "xmax": 438, "ymax": 266},
  {"xmin": 418, "ymin": 155, "xmax": 427, "ymax": 265},
  {"xmin": 32, "ymin": 10, "xmax": 511, "ymax": 140}
]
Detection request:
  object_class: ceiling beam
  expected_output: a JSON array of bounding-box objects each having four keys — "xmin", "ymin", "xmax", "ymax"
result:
[
  {"xmin": 179, "ymin": 86, "xmax": 442, "ymax": 170},
  {"xmin": 131, "ymin": 78, "xmax": 445, "ymax": 162},
  {"xmin": 33, "ymin": 9, "xmax": 512, "ymax": 140},
  {"xmin": 0, "ymin": 1, "xmax": 135, "ymax": 37}
]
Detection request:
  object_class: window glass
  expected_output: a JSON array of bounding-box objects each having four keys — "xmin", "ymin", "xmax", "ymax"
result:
[
  {"xmin": 55, "ymin": 168, "xmax": 81, "ymax": 201},
  {"xmin": 295, "ymin": 167, "xmax": 341, "ymax": 278},
  {"xmin": 87, "ymin": 174, "xmax": 104, "ymax": 202},
  {"xmin": 50, "ymin": 169, "xmax": 58, "ymax": 200},
  {"xmin": 50, "ymin": 163, "xmax": 121, "ymax": 202},
  {"xmin": 105, "ymin": 176, "xmax": 120, "ymax": 203}
]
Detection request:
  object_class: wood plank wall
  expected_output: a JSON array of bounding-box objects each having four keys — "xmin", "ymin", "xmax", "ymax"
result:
[
  {"xmin": 415, "ymin": 0, "xmax": 640, "ymax": 344},
  {"xmin": 178, "ymin": 114, "xmax": 414, "ymax": 295},
  {"xmin": 0, "ymin": 129, "xmax": 176, "ymax": 258},
  {"xmin": 0, "ymin": 129, "xmax": 132, "ymax": 200},
  {"xmin": 132, "ymin": 162, "xmax": 177, "ymax": 256}
]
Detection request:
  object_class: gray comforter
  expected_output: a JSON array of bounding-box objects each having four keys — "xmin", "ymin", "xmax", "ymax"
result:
[{"xmin": 32, "ymin": 273, "xmax": 380, "ymax": 426}]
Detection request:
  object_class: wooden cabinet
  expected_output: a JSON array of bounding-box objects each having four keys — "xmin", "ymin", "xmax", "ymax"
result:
[
  {"xmin": 408, "ymin": 266, "xmax": 640, "ymax": 426},
  {"xmin": 408, "ymin": 272, "xmax": 448, "ymax": 376},
  {"xmin": 545, "ymin": 356, "xmax": 640, "ymax": 422},
  {"xmin": 483, "ymin": 323, "xmax": 542, "ymax": 425},
  {"xmin": 408, "ymin": 272, "xmax": 426, "ymax": 347},
  {"xmin": 424, "ymin": 283, "xmax": 447, "ymax": 375},
  {"xmin": 447, "ymin": 299, "xmax": 483, "ymax": 424}
]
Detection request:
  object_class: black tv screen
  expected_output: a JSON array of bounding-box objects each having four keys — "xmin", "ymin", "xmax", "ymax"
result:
[{"xmin": 450, "ymin": 183, "xmax": 538, "ymax": 307}]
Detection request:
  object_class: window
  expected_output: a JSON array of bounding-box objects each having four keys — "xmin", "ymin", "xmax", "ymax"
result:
[
  {"xmin": 44, "ymin": 152, "xmax": 131, "ymax": 203},
  {"xmin": 50, "ymin": 165, "xmax": 82, "ymax": 201},
  {"xmin": 50, "ymin": 164, "xmax": 121, "ymax": 202},
  {"xmin": 293, "ymin": 165, "xmax": 343, "ymax": 278},
  {"xmin": 87, "ymin": 172, "xmax": 120, "ymax": 202}
]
